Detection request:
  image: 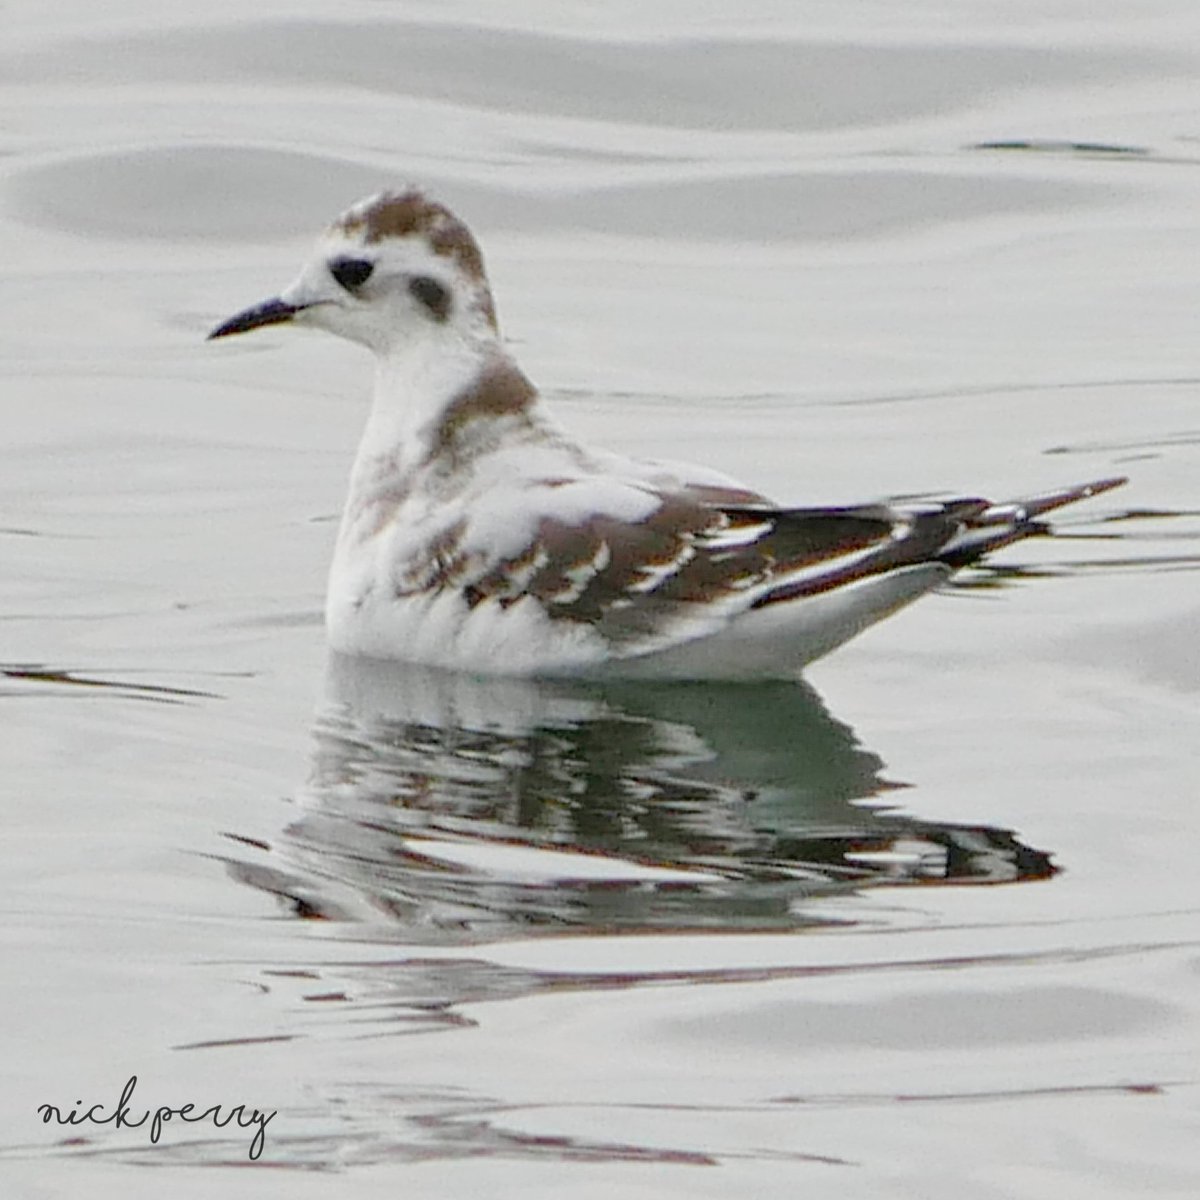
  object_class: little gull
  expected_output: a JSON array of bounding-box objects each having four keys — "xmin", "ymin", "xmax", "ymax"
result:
[{"xmin": 209, "ymin": 189, "xmax": 1123, "ymax": 678}]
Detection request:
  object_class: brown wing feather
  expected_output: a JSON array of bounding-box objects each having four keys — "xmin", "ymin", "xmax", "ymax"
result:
[
  {"xmin": 459, "ymin": 492, "xmax": 913, "ymax": 636},
  {"xmin": 411, "ymin": 476, "xmax": 1125, "ymax": 640}
]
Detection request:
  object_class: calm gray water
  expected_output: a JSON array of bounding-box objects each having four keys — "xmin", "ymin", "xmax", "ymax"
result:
[{"xmin": 2, "ymin": 2, "xmax": 1198, "ymax": 1196}]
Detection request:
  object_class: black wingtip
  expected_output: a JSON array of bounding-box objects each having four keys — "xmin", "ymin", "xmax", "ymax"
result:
[
  {"xmin": 1012, "ymin": 475, "xmax": 1128, "ymax": 521},
  {"xmin": 1082, "ymin": 475, "xmax": 1129, "ymax": 497}
]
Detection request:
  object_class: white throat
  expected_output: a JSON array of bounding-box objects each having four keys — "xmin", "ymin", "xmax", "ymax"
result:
[{"xmin": 357, "ymin": 326, "xmax": 495, "ymax": 475}]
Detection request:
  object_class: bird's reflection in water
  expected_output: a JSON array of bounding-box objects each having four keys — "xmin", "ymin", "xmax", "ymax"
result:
[{"xmin": 231, "ymin": 655, "xmax": 1054, "ymax": 942}]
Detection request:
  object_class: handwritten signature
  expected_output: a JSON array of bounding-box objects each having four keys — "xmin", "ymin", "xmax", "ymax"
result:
[{"xmin": 37, "ymin": 1075, "xmax": 276, "ymax": 1160}]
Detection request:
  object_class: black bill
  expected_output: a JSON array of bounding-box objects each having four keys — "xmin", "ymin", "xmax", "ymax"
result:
[{"xmin": 207, "ymin": 297, "xmax": 302, "ymax": 340}]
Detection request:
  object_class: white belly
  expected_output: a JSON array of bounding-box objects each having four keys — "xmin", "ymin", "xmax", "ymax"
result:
[{"xmin": 325, "ymin": 559, "xmax": 947, "ymax": 680}]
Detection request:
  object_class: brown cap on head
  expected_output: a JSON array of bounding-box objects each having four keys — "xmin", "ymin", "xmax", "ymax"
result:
[
  {"xmin": 333, "ymin": 189, "xmax": 497, "ymax": 330},
  {"xmin": 333, "ymin": 189, "xmax": 489, "ymax": 285}
]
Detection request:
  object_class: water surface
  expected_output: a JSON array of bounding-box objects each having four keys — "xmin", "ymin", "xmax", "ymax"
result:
[{"xmin": 1, "ymin": 2, "xmax": 1198, "ymax": 1195}]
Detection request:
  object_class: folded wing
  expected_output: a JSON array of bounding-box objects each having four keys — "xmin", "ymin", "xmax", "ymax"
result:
[{"xmin": 433, "ymin": 474, "xmax": 1124, "ymax": 657}]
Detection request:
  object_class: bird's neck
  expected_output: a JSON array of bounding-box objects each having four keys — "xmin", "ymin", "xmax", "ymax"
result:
[
  {"xmin": 350, "ymin": 329, "xmax": 546, "ymax": 492},
  {"xmin": 356, "ymin": 331, "xmax": 479, "ymax": 466}
]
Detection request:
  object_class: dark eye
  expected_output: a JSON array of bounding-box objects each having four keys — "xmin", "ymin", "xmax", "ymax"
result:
[
  {"xmin": 408, "ymin": 275, "xmax": 452, "ymax": 321},
  {"xmin": 330, "ymin": 257, "xmax": 374, "ymax": 291}
]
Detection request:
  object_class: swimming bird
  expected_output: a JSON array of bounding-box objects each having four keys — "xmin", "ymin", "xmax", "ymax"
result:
[{"xmin": 209, "ymin": 189, "xmax": 1124, "ymax": 678}]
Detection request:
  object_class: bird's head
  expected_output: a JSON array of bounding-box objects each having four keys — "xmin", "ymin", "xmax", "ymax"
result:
[{"xmin": 209, "ymin": 189, "xmax": 498, "ymax": 355}]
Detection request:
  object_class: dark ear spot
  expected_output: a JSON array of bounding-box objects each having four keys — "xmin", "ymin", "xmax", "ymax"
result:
[
  {"xmin": 409, "ymin": 275, "xmax": 452, "ymax": 322},
  {"xmin": 330, "ymin": 257, "xmax": 374, "ymax": 291}
]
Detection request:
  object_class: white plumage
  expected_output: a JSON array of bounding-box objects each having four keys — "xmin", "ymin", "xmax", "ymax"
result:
[{"xmin": 210, "ymin": 189, "xmax": 1124, "ymax": 678}]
